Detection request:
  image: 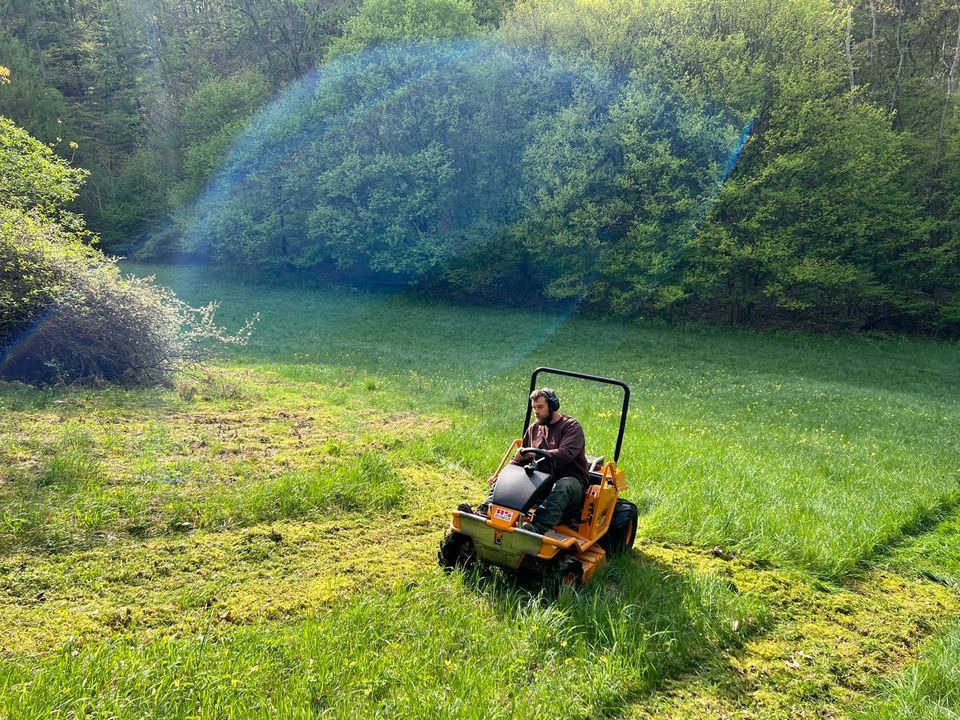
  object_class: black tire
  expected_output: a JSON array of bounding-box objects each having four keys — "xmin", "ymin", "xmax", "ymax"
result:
[
  {"xmin": 600, "ymin": 500, "xmax": 638, "ymax": 557},
  {"xmin": 549, "ymin": 555, "xmax": 583, "ymax": 591},
  {"xmin": 438, "ymin": 530, "xmax": 476, "ymax": 571}
]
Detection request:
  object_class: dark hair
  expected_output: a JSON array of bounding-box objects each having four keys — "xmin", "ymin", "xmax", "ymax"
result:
[{"xmin": 530, "ymin": 387, "xmax": 560, "ymax": 412}]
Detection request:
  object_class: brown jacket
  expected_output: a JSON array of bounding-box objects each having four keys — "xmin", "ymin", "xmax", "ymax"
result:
[{"xmin": 512, "ymin": 414, "xmax": 589, "ymax": 489}]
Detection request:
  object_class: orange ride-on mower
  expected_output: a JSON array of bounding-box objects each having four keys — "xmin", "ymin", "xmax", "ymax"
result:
[{"xmin": 438, "ymin": 367, "xmax": 638, "ymax": 589}]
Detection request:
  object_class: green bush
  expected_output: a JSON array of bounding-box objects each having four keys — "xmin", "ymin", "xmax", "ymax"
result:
[
  {"xmin": 0, "ymin": 208, "xmax": 253, "ymax": 386},
  {"xmin": 0, "ymin": 115, "xmax": 87, "ymax": 220},
  {"xmin": 0, "ymin": 116, "xmax": 253, "ymax": 386}
]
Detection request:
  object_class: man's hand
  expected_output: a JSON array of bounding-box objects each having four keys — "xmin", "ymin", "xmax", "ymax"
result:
[{"xmin": 487, "ymin": 474, "xmax": 498, "ymax": 488}]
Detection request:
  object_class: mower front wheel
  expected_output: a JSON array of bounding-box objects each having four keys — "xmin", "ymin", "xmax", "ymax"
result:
[
  {"xmin": 438, "ymin": 530, "xmax": 476, "ymax": 571},
  {"xmin": 550, "ymin": 555, "xmax": 583, "ymax": 591}
]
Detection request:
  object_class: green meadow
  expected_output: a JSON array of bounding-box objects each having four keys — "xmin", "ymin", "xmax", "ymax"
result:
[{"xmin": 1, "ymin": 263, "xmax": 958, "ymax": 718}]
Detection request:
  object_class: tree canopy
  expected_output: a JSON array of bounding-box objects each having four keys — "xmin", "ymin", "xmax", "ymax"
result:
[{"xmin": 1, "ymin": 0, "xmax": 959, "ymax": 333}]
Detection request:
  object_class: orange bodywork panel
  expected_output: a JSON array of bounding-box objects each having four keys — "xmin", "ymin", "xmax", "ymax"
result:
[
  {"xmin": 454, "ymin": 454, "xmax": 628, "ymax": 571},
  {"xmin": 534, "ymin": 529, "xmax": 580, "ymax": 558},
  {"xmin": 579, "ymin": 461, "xmax": 622, "ymax": 537},
  {"xmin": 574, "ymin": 544, "xmax": 607, "ymax": 583},
  {"xmin": 611, "ymin": 466, "xmax": 627, "ymax": 492},
  {"xmin": 532, "ymin": 460, "xmax": 624, "ymax": 560}
]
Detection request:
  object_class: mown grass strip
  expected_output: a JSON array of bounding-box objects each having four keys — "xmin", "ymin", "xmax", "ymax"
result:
[
  {"xmin": 854, "ymin": 507, "xmax": 960, "ymax": 719},
  {"xmin": 0, "ymin": 563, "xmax": 761, "ymax": 718},
  {"xmin": 626, "ymin": 544, "xmax": 960, "ymax": 719},
  {"xmin": 860, "ymin": 621, "xmax": 960, "ymax": 720}
]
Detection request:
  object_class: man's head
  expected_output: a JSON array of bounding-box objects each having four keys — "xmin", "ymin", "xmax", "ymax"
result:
[{"xmin": 530, "ymin": 388, "xmax": 560, "ymax": 424}]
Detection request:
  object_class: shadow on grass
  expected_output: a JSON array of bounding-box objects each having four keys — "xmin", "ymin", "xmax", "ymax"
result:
[{"xmin": 457, "ymin": 547, "xmax": 767, "ymax": 716}]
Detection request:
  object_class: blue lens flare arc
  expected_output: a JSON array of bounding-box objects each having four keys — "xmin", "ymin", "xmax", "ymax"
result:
[{"xmin": 146, "ymin": 37, "xmax": 753, "ymax": 382}]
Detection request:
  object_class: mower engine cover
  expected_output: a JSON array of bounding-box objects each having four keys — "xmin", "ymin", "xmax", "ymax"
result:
[{"xmin": 491, "ymin": 463, "xmax": 555, "ymax": 513}]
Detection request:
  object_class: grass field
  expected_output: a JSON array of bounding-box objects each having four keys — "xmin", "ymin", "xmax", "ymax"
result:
[{"xmin": 1, "ymin": 262, "xmax": 958, "ymax": 717}]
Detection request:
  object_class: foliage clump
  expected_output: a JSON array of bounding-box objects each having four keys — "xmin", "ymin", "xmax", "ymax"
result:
[
  {"xmin": 183, "ymin": 38, "xmax": 742, "ymax": 310},
  {"xmin": 4, "ymin": 0, "xmax": 960, "ymax": 334},
  {"xmin": 0, "ymin": 116, "xmax": 252, "ymax": 387},
  {"xmin": 156, "ymin": 0, "xmax": 958, "ymax": 333},
  {"xmin": 328, "ymin": 0, "xmax": 481, "ymax": 59}
]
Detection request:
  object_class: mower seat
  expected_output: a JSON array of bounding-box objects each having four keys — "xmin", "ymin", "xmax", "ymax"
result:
[
  {"xmin": 586, "ymin": 455, "xmax": 605, "ymax": 484},
  {"xmin": 491, "ymin": 462, "xmax": 555, "ymax": 513}
]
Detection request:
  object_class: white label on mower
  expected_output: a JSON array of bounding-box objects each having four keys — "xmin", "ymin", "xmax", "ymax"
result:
[{"xmin": 494, "ymin": 508, "xmax": 513, "ymax": 522}]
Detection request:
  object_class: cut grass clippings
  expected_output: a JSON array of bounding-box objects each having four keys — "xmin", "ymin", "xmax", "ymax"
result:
[
  {"xmin": 629, "ymin": 544, "xmax": 960, "ymax": 719},
  {"xmin": 0, "ymin": 562, "xmax": 762, "ymax": 719},
  {"xmin": 856, "ymin": 508, "xmax": 960, "ymax": 719},
  {"xmin": 0, "ymin": 369, "xmax": 434, "ymax": 553},
  {"xmin": 860, "ymin": 621, "xmax": 960, "ymax": 720}
]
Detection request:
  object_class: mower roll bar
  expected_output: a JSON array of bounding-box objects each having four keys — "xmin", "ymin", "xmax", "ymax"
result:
[{"xmin": 524, "ymin": 367, "xmax": 631, "ymax": 462}]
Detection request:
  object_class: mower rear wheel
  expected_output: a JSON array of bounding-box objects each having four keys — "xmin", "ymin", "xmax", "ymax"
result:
[
  {"xmin": 438, "ymin": 530, "xmax": 476, "ymax": 571},
  {"xmin": 600, "ymin": 500, "xmax": 638, "ymax": 557}
]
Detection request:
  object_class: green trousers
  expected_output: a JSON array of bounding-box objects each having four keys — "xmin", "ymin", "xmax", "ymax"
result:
[{"xmin": 530, "ymin": 476, "xmax": 584, "ymax": 529}]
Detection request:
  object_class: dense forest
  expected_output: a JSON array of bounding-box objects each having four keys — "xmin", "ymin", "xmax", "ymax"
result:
[{"xmin": 2, "ymin": 0, "xmax": 959, "ymax": 333}]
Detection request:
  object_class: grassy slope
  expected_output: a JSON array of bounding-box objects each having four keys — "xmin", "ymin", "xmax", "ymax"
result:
[
  {"xmin": 146, "ymin": 262, "xmax": 960, "ymax": 577},
  {"xmin": 0, "ymin": 263, "xmax": 958, "ymax": 717}
]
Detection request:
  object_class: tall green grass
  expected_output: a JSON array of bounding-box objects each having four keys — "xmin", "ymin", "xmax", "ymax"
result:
[
  {"xmin": 0, "ymin": 445, "xmax": 405, "ymax": 552},
  {"xmin": 119, "ymin": 263, "xmax": 960, "ymax": 578}
]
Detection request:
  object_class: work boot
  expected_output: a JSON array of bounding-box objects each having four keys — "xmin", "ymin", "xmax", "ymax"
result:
[
  {"xmin": 521, "ymin": 522, "xmax": 547, "ymax": 535},
  {"xmin": 476, "ymin": 502, "xmax": 491, "ymax": 517},
  {"xmin": 457, "ymin": 502, "xmax": 474, "ymax": 514}
]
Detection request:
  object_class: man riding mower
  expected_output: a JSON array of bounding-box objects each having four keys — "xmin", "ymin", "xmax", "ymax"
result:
[{"xmin": 438, "ymin": 368, "xmax": 639, "ymax": 588}]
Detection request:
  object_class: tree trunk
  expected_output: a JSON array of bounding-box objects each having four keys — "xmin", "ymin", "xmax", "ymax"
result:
[
  {"xmin": 937, "ymin": 7, "xmax": 960, "ymax": 163},
  {"xmin": 844, "ymin": 1, "xmax": 856, "ymax": 105},
  {"xmin": 890, "ymin": 0, "xmax": 906, "ymax": 115}
]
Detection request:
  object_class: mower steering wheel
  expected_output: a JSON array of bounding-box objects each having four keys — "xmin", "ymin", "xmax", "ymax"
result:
[{"xmin": 519, "ymin": 447, "xmax": 556, "ymax": 477}]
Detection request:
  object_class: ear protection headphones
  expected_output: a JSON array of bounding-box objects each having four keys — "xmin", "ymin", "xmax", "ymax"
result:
[{"xmin": 541, "ymin": 388, "xmax": 560, "ymax": 413}]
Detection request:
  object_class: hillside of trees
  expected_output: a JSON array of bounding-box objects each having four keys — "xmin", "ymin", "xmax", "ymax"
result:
[{"xmin": 2, "ymin": 0, "xmax": 959, "ymax": 333}]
